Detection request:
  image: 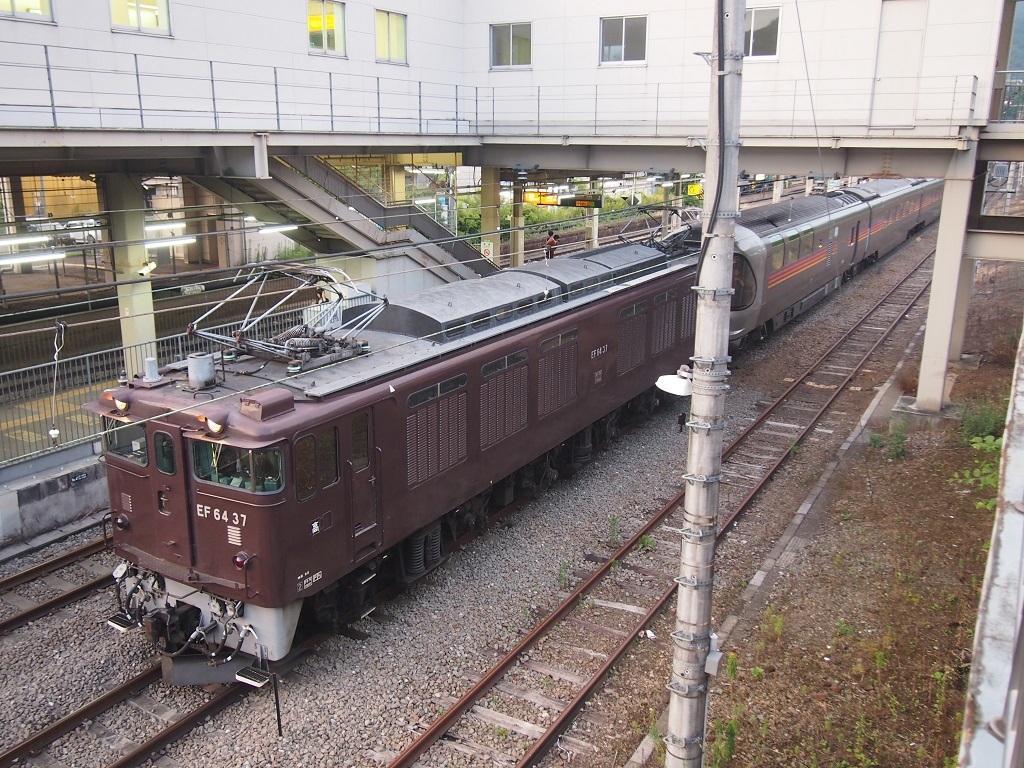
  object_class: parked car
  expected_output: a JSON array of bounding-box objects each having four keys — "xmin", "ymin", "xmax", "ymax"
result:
[{"xmin": 60, "ymin": 219, "xmax": 102, "ymax": 245}]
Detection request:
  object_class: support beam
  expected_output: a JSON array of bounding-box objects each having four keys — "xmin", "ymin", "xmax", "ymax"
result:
[
  {"xmin": 480, "ymin": 166, "xmax": 500, "ymax": 240},
  {"xmin": 105, "ymin": 173, "xmax": 157, "ymax": 378},
  {"xmin": 949, "ymin": 257, "xmax": 976, "ymax": 362},
  {"xmin": 914, "ymin": 147, "xmax": 978, "ymax": 411},
  {"xmin": 510, "ymin": 182, "xmax": 524, "ymax": 268}
]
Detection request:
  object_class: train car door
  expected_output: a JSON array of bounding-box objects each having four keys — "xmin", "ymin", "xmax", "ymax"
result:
[
  {"xmin": 149, "ymin": 421, "xmax": 194, "ymax": 566},
  {"xmin": 345, "ymin": 407, "xmax": 382, "ymax": 561}
]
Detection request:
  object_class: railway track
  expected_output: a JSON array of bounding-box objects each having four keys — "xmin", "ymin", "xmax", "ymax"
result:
[
  {"xmin": 0, "ymin": 250, "xmax": 933, "ymax": 767},
  {"xmin": 0, "ymin": 531, "xmax": 114, "ymax": 636},
  {"xmin": 381, "ymin": 250, "xmax": 934, "ymax": 767}
]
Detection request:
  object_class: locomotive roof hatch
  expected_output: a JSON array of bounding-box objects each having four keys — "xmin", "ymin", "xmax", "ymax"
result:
[
  {"xmin": 239, "ymin": 388, "xmax": 295, "ymax": 421},
  {"xmin": 370, "ymin": 271, "xmax": 560, "ymax": 343}
]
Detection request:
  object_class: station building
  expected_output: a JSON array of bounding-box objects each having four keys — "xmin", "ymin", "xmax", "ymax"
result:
[{"xmin": 1, "ymin": 2, "xmax": 1023, "ymax": 764}]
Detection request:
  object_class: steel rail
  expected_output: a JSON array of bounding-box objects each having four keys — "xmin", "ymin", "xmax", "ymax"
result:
[
  {"xmin": 718, "ymin": 249, "xmax": 934, "ymax": 529},
  {"xmin": 106, "ymin": 683, "xmax": 248, "ymax": 768},
  {"xmin": 386, "ymin": 249, "xmax": 936, "ymax": 768},
  {"xmin": 0, "ymin": 664, "xmax": 162, "ymax": 768},
  {"xmin": 0, "ymin": 575, "xmax": 113, "ymax": 635},
  {"xmin": 0, "ymin": 536, "xmax": 110, "ymax": 593},
  {"xmin": 387, "ymin": 491, "xmax": 687, "ymax": 768}
]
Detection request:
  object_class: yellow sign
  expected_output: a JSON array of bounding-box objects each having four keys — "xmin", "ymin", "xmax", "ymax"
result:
[
  {"xmin": 524, "ymin": 191, "xmax": 559, "ymax": 206},
  {"xmin": 687, "ymin": 183, "xmax": 703, "ymax": 197}
]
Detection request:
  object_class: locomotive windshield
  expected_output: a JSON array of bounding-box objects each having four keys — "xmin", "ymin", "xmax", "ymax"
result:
[
  {"xmin": 103, "ymin": 418, "xmax": 148, "ymax": 466},
  {"xmin": 191, "ymin": 441, "xmax": 284, "ymax": 493}
]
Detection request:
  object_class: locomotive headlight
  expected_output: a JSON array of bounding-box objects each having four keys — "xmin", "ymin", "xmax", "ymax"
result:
[
  {"xmin": 103, "ymin": 387, "xmax": 132, "ymax": 413},
  {"xmin": 113, "ymin": 514, "xmax": 130, "ymax": 531},
  {"xmin": 197, "ymin": 409, "xmax": 229, "ymax": 435}
]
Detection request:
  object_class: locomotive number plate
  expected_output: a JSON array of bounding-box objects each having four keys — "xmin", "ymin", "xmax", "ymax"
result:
[{"xmin": 196, "ymin": 504, "xmax": 247, "ymax": 527}]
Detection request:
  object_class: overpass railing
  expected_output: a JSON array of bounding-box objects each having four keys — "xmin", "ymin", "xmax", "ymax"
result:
[
  {"xmin": 0, "ymin": 41, "xmax": 979, "ymax": 137},
  {"xmin": 0, "ymin": 308, "xmax": 305, "ymax": 469}
]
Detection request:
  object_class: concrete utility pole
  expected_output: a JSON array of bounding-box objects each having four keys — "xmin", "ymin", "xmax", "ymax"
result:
[{"xmin": 664, "ymin": 1, "xmax": 743, "ymax": 765}]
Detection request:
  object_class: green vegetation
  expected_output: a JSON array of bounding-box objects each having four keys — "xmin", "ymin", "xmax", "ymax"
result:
[
  {"xmin": 726, "ymin": 652, "xmax": 739, "ymax": 681},
  {"xmin": 885, "ymin": 420, "xmax": 908, "ymax": 460},
  {"xmin": 951, "ymin": 435, "xmax": 1003, "ymax": 510},
  {"xmin": 706, "ymin": 711, "xmax": 740, "ymax": 768},
  {"xmin": 609, "ymin": 514, "xmax": 621, "ymax": 547},
  {"xmin": 637, "ymin": 534, "xmax": 657, "ymax": 553},
  {"xmin": 556, "ymin": 560, "xmax": 570, "ymax": 590},
  {"xmin": 959, "ymin": 393, "xmax": 1008, "ymax": 443}
]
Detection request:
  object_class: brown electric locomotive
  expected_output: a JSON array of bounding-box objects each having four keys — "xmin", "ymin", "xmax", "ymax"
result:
[{"xmin": 86, "ymin": 236, "xmax": 701, "ymax": 684}]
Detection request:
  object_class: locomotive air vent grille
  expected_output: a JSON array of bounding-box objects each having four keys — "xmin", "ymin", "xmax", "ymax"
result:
[
  {"xmin": 538, "ymin": 343, "xmax": 578, "ymax": 418},
  {"xmin": 680, "ymin": 290, "xmax": 698, "ymax": 340},
  {"xmin": 480, "ymin": 365, "xmax": 528, "ymax": 449},
  {"xmin": 406, "ymin": 392, "xmax": 467, "ymax": 487},
  {"xmin": 617, "ymin": 313, "xmax": 647, "ymax": 375},
  {"xmin": 120, "ymin": 492, "xmax": 132, "ymax": 513},
  {"xmin": 652, "ymin": 299, "xmax": 678, "ymax": 355}
]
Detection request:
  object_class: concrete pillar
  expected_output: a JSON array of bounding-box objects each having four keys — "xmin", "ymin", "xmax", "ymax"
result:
[
  {"xmin": 105, "ymin": 174, "xmax": 157, "ymax": 378},
  {"xmin": 182, "ymin": 183, "xmax": 229, "ymax": 266},
  {"xmin": 389, "ymin": 165, "xmax": 408, "ymax": 203},
  {"xmin": 7, "ymin": 176, "xmax": 35, "ymax": 275},
  {"xmin": 480, "ymin": 166, "xmax": 500, "ymax": 241},
  {"xmin": 947, "ymin": 256, "xmax": 975, "ymax": 362},
  {"xmin": 913, "ymin": 148, "xmax": 977, "ymax": 412},
  {"xmin": 510, "ymin": 182, "xmax": 525, "ymax": 268},
  {"xmin": 772, "ymin": 179, "xmax": 784, "ymax": 204},
  {"xmin": 586, "ymin": 208, "xmax": 599, "ymax": 250}
]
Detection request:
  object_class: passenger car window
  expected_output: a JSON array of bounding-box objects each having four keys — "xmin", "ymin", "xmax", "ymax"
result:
[{"xmin": 767, "ymin": 235, "xmax": 784, "ymax": 271}]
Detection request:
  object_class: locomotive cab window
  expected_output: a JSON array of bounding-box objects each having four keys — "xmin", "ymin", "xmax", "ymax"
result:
[
  {"xmin": 352, "ymin": 414, "xmax": 369, "ymax": 472},
  {"xmin": 154, "ymin": 431, "xmax": 175, "ymax": 474},
  {"xmin": 731, "ymin": 257, "xmax": 756, "ymax": 311},
  {"xmin": 191, "ymin": 442, "xmax": 283, "ymax": 493},
  {"xmin": 104, "ymin": 419, "xmax": 149, "ymax": 466}
]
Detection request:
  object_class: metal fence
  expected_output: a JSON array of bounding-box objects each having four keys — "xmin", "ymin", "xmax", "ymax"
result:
[
  {"xmin": 0, "ymin": 308, "xmax": 305, "ymax": 469},
  {"xmin": 0, "ymin": 40, "xmax": 981, "ymax": 137}
]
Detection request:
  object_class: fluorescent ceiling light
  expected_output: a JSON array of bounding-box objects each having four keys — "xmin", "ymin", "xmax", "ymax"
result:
[
  {"xmin": 0, "ymin": 234, "xmax": 51, "ymax": 247},
  {"xmin": 145, "ymin": 222, "xmax": 185, "ymax": 233},
  {"xmin": 413, "ymin": 198, "xmax": 435, "ymax": 205},
  {"xmin": 144, "ymin": 236, "xmax": 197, "ymax": 248},
  {"xmin": 0, "ymin": 251, "xmax": 66, "ymax": 267},
  {"xmin": 260, "ymin": 224, "xmax": 299, "ymax": 234}
]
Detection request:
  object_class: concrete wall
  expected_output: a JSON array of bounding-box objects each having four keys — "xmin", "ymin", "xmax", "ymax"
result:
[
  {"xmin": 0, "ymin": 456, "xmax": 108, "ymax": 548},
  {"xmin": 0, "ymin": 0, "xmax": 1001, "ymax": 136}
]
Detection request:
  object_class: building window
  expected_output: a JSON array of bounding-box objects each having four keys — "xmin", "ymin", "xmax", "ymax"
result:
[
  {"xmin": 0, "ymin": 0, "xmax": 51, "ymax": 20},
  {"xmin": 111, "ymin": 0, "xmax": 170, "ymax": 33},
  {"xmin": 309, "ymin": 0, "xmax": 345, "ymax": 55},
  {"xmin": 744, "ymin": 7, "xmax": 780, "ymax": 57},
  {"xmin": 375, "ymin": 9, "xmax": 406, "ymax": 63},
  {"xmin": 490, "ymin": 23, "xmax": 531, "ymax": 68},
  {"xmin": 600, "ymin": 16, "xmax": 646, "ymax": 63}
]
